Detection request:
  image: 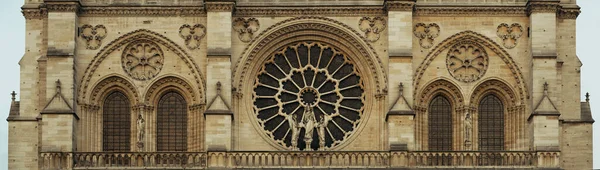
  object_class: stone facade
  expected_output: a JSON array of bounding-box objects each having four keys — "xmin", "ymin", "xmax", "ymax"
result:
[{"xmin": 7, "ymin": 0, "xmax": 593, "ymax": 169}]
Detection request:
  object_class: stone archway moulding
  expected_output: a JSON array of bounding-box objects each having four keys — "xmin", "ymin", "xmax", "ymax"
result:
[
  {"xmin": 413, "ymin": 31, "xmax": 528, "ymax": 105},
  {"xmin": 232, "ymin": 16, "xmax": 388, "ymax": 95},
  {"xmin": 79, "ymin": 29, "xmax": 206, "ymax": 105}
]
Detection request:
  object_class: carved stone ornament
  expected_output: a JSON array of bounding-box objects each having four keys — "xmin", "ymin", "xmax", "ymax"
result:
[
  {"xmin": 496, "ymin": 23, "xmax": 523, "ymax": 49},
  {"xmin": 121, "ymin": 40, "xmax": 164, "ymax": 81},
  {"xmin": 136, "ymin": 113, "xmax": 145, "ymax": 149},
  {"xmin": 358, "ymin": 17, "xmax": 386, "ymax": 42},
  {"xmin": 446, "ymin": 41, "xmax": 489, "ymax": 83},
  {"xmin": 413, "ymin": 23, "xmax": 440, "ymax": 49},
  {"xmin": 179, "ymin": 24, "xmax": 206, "ymax": 50},
  {"xmin": 253, "ymin": 42, "xmax": 365, "ymax": 151},
  {"xmin": 80, "ymin": 24, "xmax": 107, "ymax": 50},
  {"xmin": 233, "ymin": 18, "xmax": 260, "ymax": 43}
]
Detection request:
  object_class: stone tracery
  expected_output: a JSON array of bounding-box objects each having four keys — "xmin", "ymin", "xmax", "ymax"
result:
[
  {"xmin": 253, "ymin": 42, "xmax": 365, "ymax": 151},
  {"xmin": 446, "ymin": 41, "xmax": 489, "ymax": 83},
  {"xmin": 121, "ymin": 40, "xmax": 164, "ymax": 81}
]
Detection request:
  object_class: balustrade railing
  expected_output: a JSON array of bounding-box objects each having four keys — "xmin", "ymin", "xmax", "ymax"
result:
[{"xmin": 39, "ymin": 150, "xmax": 559, "ymax": 169}]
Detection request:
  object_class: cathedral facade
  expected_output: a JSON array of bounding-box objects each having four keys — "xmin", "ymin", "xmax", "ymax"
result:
[{"xmin": 7, "ymin": 0, "xmax": 594, "ymax": 169}]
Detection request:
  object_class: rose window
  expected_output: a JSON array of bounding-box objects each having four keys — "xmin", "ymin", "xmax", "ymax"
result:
[
  {"xmin": 446, "ymin": 42, "xmax": 489, "ymax": 83},
  {"xmin": 253, "ymin": 42, "xmax": 365, "ymax": 151},
  {"xmin": 121, "ymin": 40, "xmax": 164, "ymax": 81}
]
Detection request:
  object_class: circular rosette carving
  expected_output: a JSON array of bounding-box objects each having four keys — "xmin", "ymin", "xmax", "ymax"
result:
[
  {"xmin": 253, "ymin": 42, "xmax": 365, "ymax": 151},
  {"xmin": 121, "ymin": 40, "xmax": 164, "ymax": 81},
  {"xmin": 446, "ymin": 41, "xmax": 489, "ymax": 83}
]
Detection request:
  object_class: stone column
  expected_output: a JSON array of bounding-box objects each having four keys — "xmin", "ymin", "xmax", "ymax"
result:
[{"xmin": 204, "ymin": 0, "xmax": 234, "ymax": 152}]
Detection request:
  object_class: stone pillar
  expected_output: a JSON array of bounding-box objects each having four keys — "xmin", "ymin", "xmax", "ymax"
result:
[
  {"xmin": 385, "ymin": 0, "xmax": 415, "ymax": 151},
  {"xmin": 527, "ymin": 0, "xmax": 561, "ymax": 152},
  {"xmin": 40, "ymin": 0, "xmax": 80, "ymax": 156},
  {"xmin": 204, "ymin": 0, "xmax": 234, "ymax": 151}
]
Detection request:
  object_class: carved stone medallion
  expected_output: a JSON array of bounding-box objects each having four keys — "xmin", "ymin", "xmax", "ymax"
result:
[
  {"xmin": 233, "ymin": 18, "xmax": 260, "ymax": 43},
  {"xmin": 179, "ymin": 24, "xmax": 206, "ymax": 50},
  {"xmin": 253, "ymin": 42, "xmax": 365, "ymax": 151},
  {"xmin": 413, "ymin": 23, "xmax": 440, "ymax": 49},
  {"xmin": 446, "ymin": 41, "xmax": 488, "ymax": 83},
  {"xmin": 359, "ymin": 17, "xmax": 386, "ymax": 42},
  {"xmin": 80, "ymin": 24, "xmax": 107, "ymax": 50},
  {"xmin": 121, "ymin": 40, "xmax": 164, "ymax": 81},
  {"xmin": 496, "ymin": 23, "xmax": 523, "ymax": 49}
]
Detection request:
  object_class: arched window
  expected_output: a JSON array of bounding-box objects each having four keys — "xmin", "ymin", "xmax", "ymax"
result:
[
  {"xmin": 157, "ymin": 91, "xmax": 187, "ymax": 151},
  {"xmin": 478, "ymin": 95, "xmax": 504, "ymax": 150},
  {"xmin": 103, "ymin": 91, "xmax": 131, "ymax": 151},
  {"xmin": 428, "ymin": 95, "xmax": 453, "ymax": 151}
]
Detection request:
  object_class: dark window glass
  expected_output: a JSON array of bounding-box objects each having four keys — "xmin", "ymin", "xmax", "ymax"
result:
[
  {"xmin": 428, "ymin": 95, "xmax": 453, "ymax": 151},
  {"xmin": 478, "ymin": 95, "xmax": 504, "ymax": 151},
  {"xmin": 157, "ymin": 91, "xmax": 187, "ymax": 151},
  {"xmin": 103, "ymin": 91, "xmax": 131, "ymax": 152}
]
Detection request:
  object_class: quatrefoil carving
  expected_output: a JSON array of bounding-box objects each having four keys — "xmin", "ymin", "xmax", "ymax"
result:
[
  {"xmin": 496, "ymin": 23, "xmax": 523, "ymax": 49},
  {"xmin": 79, "ymin": 24, "xmax": 107, "ymax": 50},
  {"xmin": 359, "ymin": 17, "xmax": 386, "ymax": 42},
  {"xmin": 233, "ymin": 18, "xmax": 260, "ymax": 43},
  {"xmin": 179, "ymin": 24, "xmax": 206, "ymax": 50},
  {"xmin": 413, "ymin": 23, "xmax": 440, "ymax": 49}
]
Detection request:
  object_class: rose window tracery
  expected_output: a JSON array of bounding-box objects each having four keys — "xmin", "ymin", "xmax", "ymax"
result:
[
  {"xmin": 121, "ymin": 40, "xmax": 164, "ymax": 81},
  {"xmin": 253, "ymin": 42, "xmax": 365, "ymax": 151},
  {"xmin": 446, "ymin": 42, "xmax": 489, "ymax": 83}
]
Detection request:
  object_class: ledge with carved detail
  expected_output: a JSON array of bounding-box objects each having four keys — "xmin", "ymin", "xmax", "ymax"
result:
[{"xmin": 39, "ymin": 150, "xmax": 560, "ymax": 169}]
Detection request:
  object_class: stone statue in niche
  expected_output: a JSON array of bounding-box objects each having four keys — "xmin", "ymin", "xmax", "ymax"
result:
[
  {"xmin": 136, "ymin": 113, "xmax": 145, "ymax": 149},
  {"xmin": 464, "ymin": 112, "xmax": 472, "ymax": 149}
]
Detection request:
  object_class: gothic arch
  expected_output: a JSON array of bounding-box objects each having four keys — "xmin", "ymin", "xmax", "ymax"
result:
[
  {"xmin": 416, "ymin": 78, "xmax": 464, "ymax": 107},
  {"xmin": 470, "ymin": 78, "xmax": 518, "ymax": 107},
  {"xmin": 144, "ymin": 75, "xmax": 199, "ymax": 105},
  {"xmin": 413, "ymin": 31, "xmax": 528, "ymax": 104},
  {"xmin": 78, "ymin": 29, "xmax": 205, "ymax": 104},
  {"xmin": 232, "ymin": 16, "xmax": 387, "ymax": 151},
  {"xmin": 90, "ymin": 75, "xmax": 139, "ymax": 105}
]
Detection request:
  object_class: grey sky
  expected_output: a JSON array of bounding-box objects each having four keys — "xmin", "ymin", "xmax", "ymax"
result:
[{"xmin": 0, "ymin": 1, "xmax": 598, "ymax": 169}]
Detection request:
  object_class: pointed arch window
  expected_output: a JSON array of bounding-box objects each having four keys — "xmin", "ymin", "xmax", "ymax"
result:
[
  {"xmin": 157, "ymin": 91, "xmax": 188, "ymax": 151},
  {"xmin": 103, "ymin": 91, "xmax": 131, "ymax": 151},
  {"xmin": 428, "ymin": 95, "xmax": 453, "ymax": 151},
  {"xmin": 478, "ymin": 95, "xmax": 504, "ymax": 150}
]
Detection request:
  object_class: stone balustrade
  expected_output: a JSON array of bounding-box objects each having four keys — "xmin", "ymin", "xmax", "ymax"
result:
[{"xmin": 39, "ymin": 150, "xmax": 559, "ymax": 169}]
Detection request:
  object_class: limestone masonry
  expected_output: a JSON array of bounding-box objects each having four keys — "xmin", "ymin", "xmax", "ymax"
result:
[{"xmin": 7, "ymin": 0, "xmax": 594, "ymax": 169}]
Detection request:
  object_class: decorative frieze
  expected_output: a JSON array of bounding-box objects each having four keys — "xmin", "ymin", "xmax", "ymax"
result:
[
  {"xmin": 80, "ymin": 7, "xmax": 206, "ymax": 17},
  {"xmin": 22, "ymin": 8, "xmax": 47, "ymax": 19},
  {"xmin": 234, "ymin": 7, "xmax": 385, "ymax": 17},
  {"xmin": 415, "ymin": 6, "xmax": 527, "ymax": 16},
  {"xmin": 45, "ymin": 2, "xmax": 80, "ymax": 13},
  {"xmin": 205, "ymin": 1, "xmax": 235, "ymax": 12},
  {"xmin": 384, "ymin": 1, "xmax": 415, "ymax": 12},
  {"xmin": 526, "ymin": 1, "xmax": 559, "ymax": 15},
  {"xmin": 558, "ymin": 7, "xmax": 581, "ymax": 19}
]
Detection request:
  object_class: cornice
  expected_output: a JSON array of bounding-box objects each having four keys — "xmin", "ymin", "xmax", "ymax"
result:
[
  {"xmin": 205, "ymin": 1, "xmax": 235, "ymax": 12},
  {"xmin": 45, "ymin": 2, "xmax": 80, "ymax": 13},
  {"xmin": 22, "ymin": 7, "xmax": 47, "ymax": 19},
  {"xmin": 557, "ymin": 6, "xmax": 580, "ymax": 19},
  {"xmin": 234, "ymin": 6, "xmax": 386, "ymax": 17},
  {"xmin": 526, "ymin": 1, "xmax": 559, "ymax": 15},
  {"xmin": 414, "ymin": 6, "xmax": 526, "ymax": 17},
  {"xmin": 385, "ymin": 1, "xmax": 415, "ymax": 12},
  {"xmin": 80, "ymin": 6, "xmax": 206, "ymax": 17}
]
